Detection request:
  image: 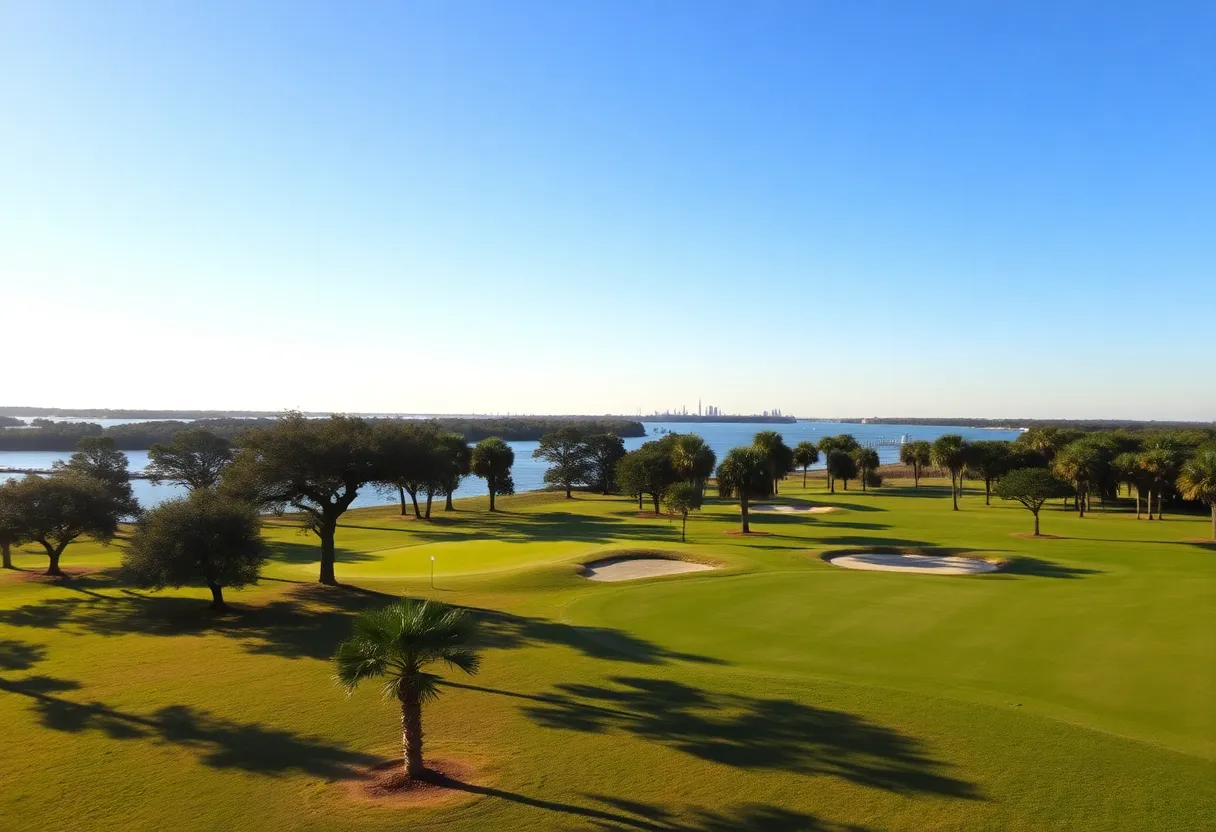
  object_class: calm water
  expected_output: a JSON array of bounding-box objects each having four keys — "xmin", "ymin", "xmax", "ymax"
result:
[{"xmin": 0, "ymin": 420, "xmax": 1021, "ymax": 510}]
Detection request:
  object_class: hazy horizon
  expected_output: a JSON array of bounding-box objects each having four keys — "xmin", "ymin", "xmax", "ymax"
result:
[{"xmin": 3, "ymin": 2, "xmax": 1212, "ymax": 420}]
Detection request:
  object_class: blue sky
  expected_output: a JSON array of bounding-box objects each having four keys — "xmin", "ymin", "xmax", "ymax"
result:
[{"xmin": 1, "ymin": 1, "xmax": 1212, "ymax": 419}]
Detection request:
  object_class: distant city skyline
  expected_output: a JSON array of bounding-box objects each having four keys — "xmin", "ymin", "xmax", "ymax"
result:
[{"xmin": 2, "ymin": 2, "xmax": 1211, "ymax": 420}]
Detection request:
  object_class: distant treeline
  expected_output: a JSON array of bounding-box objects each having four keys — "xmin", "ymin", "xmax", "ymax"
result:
[
  {"xmin": 0, "ymin": 415, "xmax": 24, "ymax": 427},
  {"xmin": 832, "ymin": 417, "xmax": 1216, "ymax": 432},
  {"xmin": 0, "ymin": 416, "xmax": 645, "ymax": 451}
]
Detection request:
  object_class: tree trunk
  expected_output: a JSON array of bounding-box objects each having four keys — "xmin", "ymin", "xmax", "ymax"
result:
[
  {"xmin": 400, "ymin": 694, "xmax": 425, "ymax": 778},
  {"xmin": 565, "ymin": 484, "xmax": 572, "ymax": 499},
  {"xmin": 651, "ymin": 494, "xmax": 661, "ymax": 514},
  {"xmin": 1077, "ymin": 485, "xmax": 1086, "ymax": 518},
  {"xmin": 803, "ymin": 467, "xmax": 808, "ymax": 488},
  {"xmin": 1033, "ymin": 511, "xmax": 1040, "ymax": 536},
  {"xmin": 409, "ymin": 489, "xmax": 422, "ymax": 518},
  {"xmin": 829, "ymin": 475, "xmax": 835, "ymax": 494},
  {"xmin": 445, "ymin": 492, "xmax": 454, "ymax": 511},
  {"xmin": 914, "ymin": 465, "xmax": 920, "ymax": 488},
  {"xmin": 208, "ymin": 584, "xmax": 226, "ymax": 610},
  {"xmin": 1157, "ymin": 490, "xmax": 1165, "ymax": 520},
  {"xmin": 1146, "ymin": 489, "xmax": 1154, "ymax": 520},
  {"xmin": 424, "ymin": 491, "xmax": 433, "ymax": 519},
  {"xmin": 398, "ymin": 486, "xmax": 408, "ymax": 516},
  {"xmin": 45, "ymin": 543, "xmax": 65, "ymax": 577},
  {"xmin": 843, "ymin": 478, "xmax": 848, "ymax": 491},
  {"xmin": 1134, "ymin": 490, "xmax": 1141, "ymax": 519},
  {"xmin": 1210, "ymin": 504, "xmax": 1215, "ymax": 540},
  {"xmin": 861, "ymin": 474, "xmax": 867, "ymax": 492},
  {"xmin": 319, "ymin": 518, "xmax": 339, "ymax": 585},
  {"xmin": 951, "ymin": 473, "xmax": 959, "ymax": 511},
  {"xmin": 985, "ymin": 478, "xmax": 991, "ymax": 506},
  {"xmin": 488, "ymin": 488, "xmax": 497, "ymax": 512},
  {"xmin": 637, "ymin": 492, "xmax": 643, "ymax": 510},
  {"xmin": 681, "ymin": 514, "xmax": 687, "ymax": 543},
  {"xmin": 740, "ymin": 498, "xmax": 750, "ymax": 534},
  {"xmin": 1, "ymin": 541, "xmax": 11, "ymax": 570}
]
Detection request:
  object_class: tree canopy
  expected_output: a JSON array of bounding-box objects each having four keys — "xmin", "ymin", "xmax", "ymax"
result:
[
  {"xmin": 792, "ymin": 441, "xmax": 819, "ymax": 487},
  {"xmin": 584, "ymin": 433, "xmax": 627, "ymax": 495},
  {"xmin": 899, "ymin": 440, "xmax": 932, "ymax": 487},
  {"xmin": 146, "ymin": 428, "xmax": 234, "ymax": 490},
  {"xmin": 52, "ymin": 436, "xmax": 140, "ymax": 518},
  {"xmin": 221, "ymin": 413, "xmax": 384, "ymax": 585},
  {"xmin": 662, "ymin": 482, "xmax": 703, "ymax": 543},
  {"xmin": 470, "ymin": 437, "xmax": 515, "ymax": 511},
  {"xmin": 0, "ymin": 474, "xmax": 122, "ymax": 575},
  {"xmin": 1177, "ymin": 450, "xmax": 1216, "ymax": 539},
  {"xmin": 533, "ymin": 427, "xmax": 593, "ymax": 498},
  {"xmin": 123, "ymin": 491, "xmax": 266, "ymax": 609},
  {"xmin": 931, "ymin": 434, "xmax": 968, "ymax": 510},
  {"xmin": 994, "ymin": 468, "xmax": 1073, "ymax": 536}
]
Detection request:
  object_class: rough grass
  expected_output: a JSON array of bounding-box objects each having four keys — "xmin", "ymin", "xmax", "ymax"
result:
[{"xmin": 0, "ymin": 477, "xmax": 1213, "ymax": 831}]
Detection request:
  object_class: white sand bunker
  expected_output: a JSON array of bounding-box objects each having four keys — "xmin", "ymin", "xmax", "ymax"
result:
[
  {"xmin": 583, "ymin": 557, "xmax": 715, "ymax": 582},
  {"xmin": 750, "ymin": 504, "xmax": 837, "ymax": 514},
  {"xmin": 830, "ymin": 553, "xmax": 998, "ymax": 575}
]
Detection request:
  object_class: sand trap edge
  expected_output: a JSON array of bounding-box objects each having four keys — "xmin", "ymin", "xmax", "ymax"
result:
[{"xmin": 579, "ymin": 550, "xmax": 720, "ymax": 582}]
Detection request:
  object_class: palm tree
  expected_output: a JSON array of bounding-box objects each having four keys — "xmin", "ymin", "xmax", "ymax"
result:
[
  {"xmin": 899, "ymin": 441, "xmax": 931, "ymax": 488},
  {"xmin": 1177, "ymin": 450, "xmax": 1216, "ymax": 539},
  {"xmin": 752, "ymin": 431, "xmax": 793, "ymax": 494},
  {"xmin": 1113, "ymin": 452, "xmax": 1148, "ymax": 519},
  {"xmin": 930, "ymin": 434, "xmax": 967, "ymax": 511},
  {"xmin": 671, "ymin": 434, "xmax": 716, "ymax": 494},
  {"xmin": 792, "ymin": 441, "xmax": 819, "ymax": 487},
  {"xmin": 1141, "ymin": 447, "xmax": 1182, "ymax": 520},
  {"xmin": 335, "ymin": 599, "xmax": 481, "ymax": 779},
  {"xmin": 716, "ymin": 446, "xmax": 771, "ymax": 534},
  {"xmin": 852, "ymin": 447, "xmax": 880, "ymax": 491},
  {"xmin": 1053, "ymin": 442, "xmax": 1099, "ymax": 518}
]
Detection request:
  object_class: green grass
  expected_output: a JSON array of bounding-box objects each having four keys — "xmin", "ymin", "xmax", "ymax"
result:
[{"xmin": 1, "ymin": 480, "xmax": 1213, "ymax": 831}]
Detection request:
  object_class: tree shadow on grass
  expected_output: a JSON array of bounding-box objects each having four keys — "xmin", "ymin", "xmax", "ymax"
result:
[
  {"xmin": 982, "ymin": 556, "xmax": 1101, "ymax": 579},
  {"xmin": 0, "ymin": 674, "xmax": 376, "ymax": 777},
  {"xmin": 0, "ymin": 588, "xmax": 720, "ymax": 666},
  {"xmin": 341, "ymin": 511, "xmax": 682, "ymax": 547},
  {"xmin": 264, "ymin": 540, "xmax": 378, "ymax": 565},
  {"xmin": 0, "ymin": 638, "xmax": 47, "ymax": 671},
  {"xmin": 517, "ymin": 676, "xmax": 981, "ymax": 800}
]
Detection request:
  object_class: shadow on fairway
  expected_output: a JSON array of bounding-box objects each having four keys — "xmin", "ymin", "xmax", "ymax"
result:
[
  {"xmin": 0, "ymin": 637, "xmax": 47, "ymax": 671},
  {"xmin": 0, "ymin": 673, "xmax": 376, "ymax": 777},
  {"xmin": 421, "ymin": 765, "xmax": 874, "ymax": 831},
  {"xmin": 340, "ymin": 511, "xmax": 681, "ymax": 546},
  {"xmin": 264, "ymin": 540, "xmax": 379, "ymax": 565},
  {"xmin": 502, "ymin": 676, "xmax": 981, "ymax": 799},
  {"xmin": 984, "ymin": 556, "xmax": 1101, "ymax": 579},
  {"xmin": 0, "ymin": 586, "xmax": 718, "ymax": 666}
]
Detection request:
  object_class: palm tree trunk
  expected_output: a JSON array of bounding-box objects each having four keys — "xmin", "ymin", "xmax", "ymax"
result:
[
  {"xmin": 803, "ymin": 467, "xmax": 808, "ymax": 487},
  {"xmin": 985, "ymin": 478, "xmax": 991, "ymax": 506},
  {"xmin": 400, "ymin": 695, "xmax": 425, "ymax": 778},
  {"xmin": 740, "ymin": 497, "xmax": 750, "ymax": 534},
  {"xmin": 1210, "ymin": 504, "xmax": 1215, "ymax": 540},
  {"xmin": 951, "ymin": 473, "xmax": 959, "ymax": 511},
  {"xmin": 1146, "ymin": 489, "xmax": 1153, "ymax": 520},
  {"xmin": 1077, "ymin": 485, "xmax": 1085, "ymax": 518},
  {"xmin": 1158, "ymin": 490, "xmax": 1165, "ymax": 520},
  {"xmin": 681, "ymin": 514, "xmax": 687, "ymax": 543},
  {"xmin": 1134, "ymin": 490, "xmax": 1141, "ymax": 519}
]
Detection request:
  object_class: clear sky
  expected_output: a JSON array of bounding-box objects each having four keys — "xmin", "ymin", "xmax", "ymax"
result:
[{"xmin": 1, "ymin": 1, "xmax": 1212, "ymax": 419}]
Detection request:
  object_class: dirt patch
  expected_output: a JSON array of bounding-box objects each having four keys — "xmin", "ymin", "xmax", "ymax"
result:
[
  {"xmin": 1010, "ymin": 532, "xmax": 1064, "ymax": 540},
  {"xmin": 722, "ymin": 530, "xmax": 773, "ymax": 537},
  {"xmin": 343, "ymin": 757, "xmax": 482, "ymax": 808},
  {"xmin": 749, "ymin": 504, "xmax": 838, "ymax": 514}
]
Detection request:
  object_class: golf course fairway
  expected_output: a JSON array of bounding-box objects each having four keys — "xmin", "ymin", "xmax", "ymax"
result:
[{"xmin": 1, "ymin": 481, "xmax": 1212, "ymax": 831}]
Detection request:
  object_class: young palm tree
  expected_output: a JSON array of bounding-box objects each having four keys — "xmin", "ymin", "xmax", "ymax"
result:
[
  {"xmin": 1177, "ymin": 450, "xmax": 1216, "ymax": 540},
  {"xmin": 335, "ymin": 599, "xmax": 481, "ymax": 779},
  {"xmin": 899, "ymin": 441, "xmax": 931, "ymax": 488},
  {"xmin": 792, "ymin": 441, "xmax": 819, "ymax": 488}
]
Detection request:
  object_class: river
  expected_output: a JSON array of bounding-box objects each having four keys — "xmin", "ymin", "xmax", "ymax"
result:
[{"xmin": 0, "ymin": 419, "xmax": 1022, "ymax": 509}]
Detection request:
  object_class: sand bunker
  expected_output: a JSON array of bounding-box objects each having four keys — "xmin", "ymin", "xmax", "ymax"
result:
[
  {"xmin": 750, "ymin": 504, "xmax": 837, "ymax": 514},
  {"xmin": 829, "ymin": 553, "xmax": 999, "ymax": 575},
  {"xmin": 582, "ymin": 556, "xmax": 715, "ymax": 582}
]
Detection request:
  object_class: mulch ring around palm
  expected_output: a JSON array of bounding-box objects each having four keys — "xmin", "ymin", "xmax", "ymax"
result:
[{"xmin": 344, "ymin": 757, "xmax": 484, "ymax": 807}]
